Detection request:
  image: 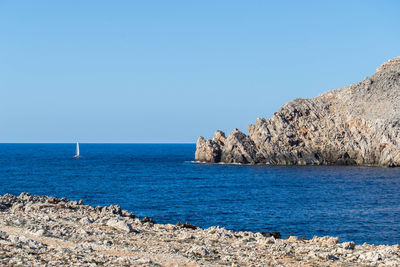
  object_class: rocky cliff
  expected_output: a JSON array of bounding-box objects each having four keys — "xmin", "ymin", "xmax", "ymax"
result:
[{"xmin": 195, "ymin": 57, "xmax": 400, "ymax": 166}]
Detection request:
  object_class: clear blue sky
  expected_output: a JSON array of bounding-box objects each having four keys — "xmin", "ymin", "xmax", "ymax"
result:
[{"xmin": 1, "ymin": 1, "xmax": 399, "ymax": 143}]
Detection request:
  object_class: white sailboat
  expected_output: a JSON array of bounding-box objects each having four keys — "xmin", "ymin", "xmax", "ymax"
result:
[{"xmin": 74, "ymin": 141, "xmax": 80, "ymax": 158}]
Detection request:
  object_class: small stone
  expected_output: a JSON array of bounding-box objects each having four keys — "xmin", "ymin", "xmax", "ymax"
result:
[
  {"xmin": 286, "ymin": 235, "xmax": 298, "ymax": 242},
  {"xmin": 342, "ymin": 241, "xmax": 356, "ymax": 250},
  {"xmin": 10, "ymin": 203, "xmax": 23, "ymax": 212},
  {"xmin": 189, "ymin": 246, "xmax": 210, "ymax": 257},
  {"xmin": 327, "ymin": 254, "xmax": 339, "ymax": 261},
  {"xmin": 121, "ymin": 210, "xmax": 136, "ymax": 218},
  {"xmin": 263, "ymin": 232, "xmax": 281, "ymax": 239},
  {"xmin": 103, "ymin": 240, "xmax": 112, "ymax": 246},
  {"xmin": 163, "ymin": 224, "xmax": 177, "ymax": 230},
  {"xmin": 359, "ymin": 251, "xmax": 384, "ymax": 262},
  {"xmin": 78, "ymin": 228, "xmax": 89, "ymax": 236},
  {"xmin": 134, "ymin": 258, "xmax": 152, "ymax": 264},
  {"xmin": 34, "ymin": 229, "xmax": 46, "ymax": 237},
  {"xmin": 46, "ymin": 197, "xmax": 59, "ymax": 204},
  {"xmin": 106, "ymin": 218, "xmax": 134, "ymax": 233},
  {"xmin": 176, "ymin": 222, "xmax": 198, "ymax": 230},
  {"xmin": 141, "ymin": 217, "xmax": 156, "ymax": 224},
  {"xmin": 79, "ymin": 217, "xmax": 93, "ymax": 225}
]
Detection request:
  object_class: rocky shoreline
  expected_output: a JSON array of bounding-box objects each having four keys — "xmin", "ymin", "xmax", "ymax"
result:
[
  {"xmin": 195, "ymin": 57, "xmax": 400, "ymax": 166},
  {"xmin": 0, "ymin": 193, "xmax": 399, "ymax": 266}
]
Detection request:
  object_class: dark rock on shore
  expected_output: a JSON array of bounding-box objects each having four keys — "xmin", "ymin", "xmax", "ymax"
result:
[
  {"xmin": 176, "ymin": 222, "xmax": 198, "ymax": 230},
  {"xmin": 141, "ymin": 216, "xmax": 156, "ymax": 224},
  {"xmin": 195, "ymin": 57, "xmax": 400, "ymax": 166},
  {"xmin": 266, "ymin": 232, "xmax": 282, "ymax": 239},
  {"xmin": 261, "ymin": 231, "xmax": 282, "ymax": 239}
]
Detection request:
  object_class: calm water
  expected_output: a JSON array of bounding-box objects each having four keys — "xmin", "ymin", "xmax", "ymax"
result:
[{"xmin": 0, "ymin": 144, "xmax": 399, "ymax": 245}]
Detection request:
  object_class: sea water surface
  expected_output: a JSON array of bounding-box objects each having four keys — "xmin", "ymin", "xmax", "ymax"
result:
[{"xmin": 0, "ymin": 143, "xmax": 399, "ymax": 245}]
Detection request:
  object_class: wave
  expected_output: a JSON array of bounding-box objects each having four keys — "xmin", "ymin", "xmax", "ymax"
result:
[{"xmin": 186, "ymin": 160, "xmax": 262, "ymax": 166}]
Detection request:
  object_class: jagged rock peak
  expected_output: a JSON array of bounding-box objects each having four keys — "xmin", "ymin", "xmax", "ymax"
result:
[
  {"xmin": 376, "ymin": 56, "xmax": 400, "ymax": 72},
  {"xmin": 195, "ymin": 57, "xmax": 400, "ymax": 166},
  {"xmin": 212, "ymin": 130, "xmax": 226, "ymax": 144}
]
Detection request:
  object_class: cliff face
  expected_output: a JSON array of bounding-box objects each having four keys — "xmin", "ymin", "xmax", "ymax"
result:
[{"xmin": 195, "ymin": 57, "xmax": 400, "ymax": 166}]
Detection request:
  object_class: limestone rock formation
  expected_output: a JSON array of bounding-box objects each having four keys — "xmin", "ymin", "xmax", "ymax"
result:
[
  {"xmin": 195, "ymin": 57, "xmax": 400, "ymax": 166},
  {"xmin": 195, "ymin": 130, "xmax": 226, "ymax": 163}
]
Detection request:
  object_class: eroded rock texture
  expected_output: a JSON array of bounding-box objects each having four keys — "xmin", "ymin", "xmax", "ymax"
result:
[
  {"xmin": 1, "ymin": 193, "xmax": 400, "ymax": 266},
  {"xmin": 195, "ymin": 57, "xmax": 400, "ymax": 166}
]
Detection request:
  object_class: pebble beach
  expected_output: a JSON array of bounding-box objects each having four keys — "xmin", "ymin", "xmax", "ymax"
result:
[{"xmin": 0, "ymin": 193, "xmax": 399, "ymax": 266}]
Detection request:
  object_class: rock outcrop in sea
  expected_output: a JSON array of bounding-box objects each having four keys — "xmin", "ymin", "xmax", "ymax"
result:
[
  {"xmin": 195, "ymin": 57, "xmax": 400, "ymax": 166},
  {"xmin": 1, "ymin": 193, "xmax": 399, "ymax": 266}
]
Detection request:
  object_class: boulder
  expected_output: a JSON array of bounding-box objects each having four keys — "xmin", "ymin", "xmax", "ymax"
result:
[
  {"xmin": 195, "ymin": 130, "xmax": 226, "ymax": 163},
  {"xmin": 106, "ymin": 218, "xmax": 133, "ymax": 233}
]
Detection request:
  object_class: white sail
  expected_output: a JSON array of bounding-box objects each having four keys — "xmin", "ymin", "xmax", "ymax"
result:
[{"xmin": 74, "ymin": 141, "xmax": 80, "ymax": 157}]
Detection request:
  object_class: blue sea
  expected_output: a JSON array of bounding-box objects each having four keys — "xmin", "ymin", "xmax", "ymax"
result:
[{"xmin": 0, "ymin": 143, "xmax": 399, "ymax": 245}]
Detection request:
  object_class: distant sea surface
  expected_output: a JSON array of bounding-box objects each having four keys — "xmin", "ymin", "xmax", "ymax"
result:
[{"xmin": 0, "ymin": 143, "xmax": 399, "ymax": 245}]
